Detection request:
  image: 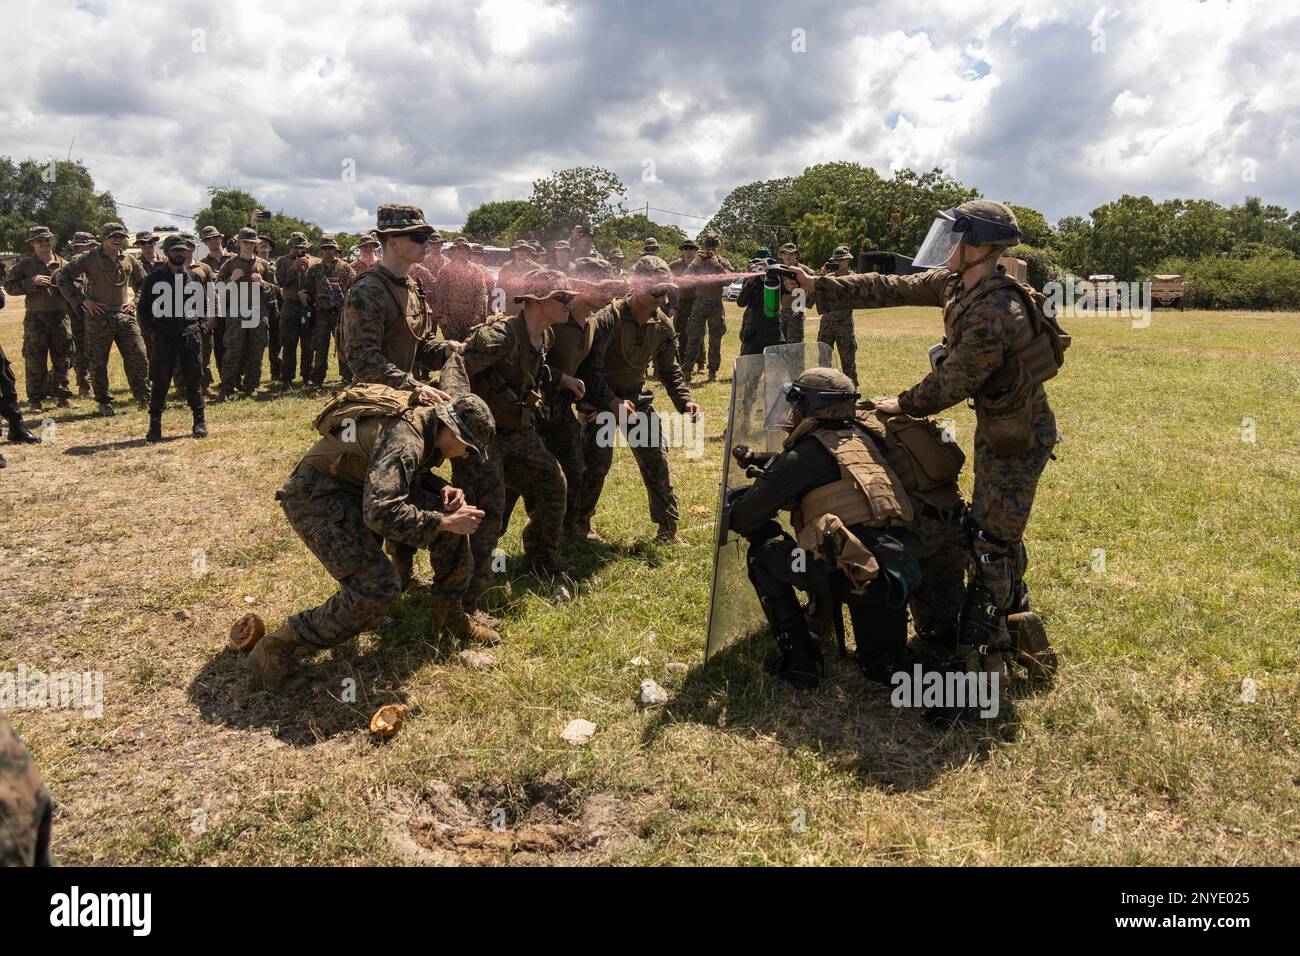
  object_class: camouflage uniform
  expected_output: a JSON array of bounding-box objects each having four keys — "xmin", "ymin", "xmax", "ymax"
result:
[
  {"xmin": 440, "ymin": 311, "xmax": 565, "ymax": 597},
  {"xmin": 301, "ymin": 250, "xmax": 354, "ymax": 385},
  {"xmin": 5, "ymin": 245, "xmax": 74, "ymax": 404},
  {"xmin": 216, "ymin": 251, "xmax": 275, "ymax": 395},
  {"xmin": 200, "ymin": 235, "xmax": 234, "ymax": 383},
  {"xmin": 777, "ymin": 248, "xmax": 813, "ymax": 343},
  {"xmin": 668, "ymin": 246, "xmax": 698, "ymax": 355},
  {"xmin": 277, "ymin": 405, "xmax": 475, "ymax": 648},
  {"xmin": 66, "ymin": 233, "xmax": 97, "ymax": 393},
  {"xmin": 683, "ymin": 249, "xmax": 733, "ymax": 378},
  {"xmin": 341, "ymin": 265, "xmax": 454, "ymax": 392},
  {"xmin": 574, "ymin": 297, "xmax": 693, "ymax": 535},
  {"xmin": 55, "ymin": 240, "xmax": 150, "ymax": 407},
  {"xmin": 0, "ymin": 715, "xmax": 53, "ymax": 866},
  {"xmin": 340, "ymin": 242, "xmax": 380, "ymax": 382},
  {"xmin": 433, "ymin": 255, "xmax": 490, "ymax": 342},
  {"xmin": 275, "ymin": 243, "xmax": 319, "ymax": 383},
  {"xmin": 816, "ymin": 266, "xmax": 1057, "ymax": 621},
  {"xmin": 816, "ymin": 247, "xmax": 859, "ymax": 384}
]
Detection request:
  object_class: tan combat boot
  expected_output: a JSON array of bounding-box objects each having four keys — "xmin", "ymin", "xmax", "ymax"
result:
[
  {"xmin": 434, "ymin": 597, "xmax": 500, "ymax": 646},
  {"xmin": 1008, "ymin": 611, "xmax": 1058, "ymax": 680},
  {"xmin": 246, "ymin": 624, "xmax": 306, "ymax": 690}
]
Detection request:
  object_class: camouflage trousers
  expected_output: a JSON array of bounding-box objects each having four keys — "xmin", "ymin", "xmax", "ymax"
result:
[
  {"xmin": 969, "ymin": 430, "xmax": 1054, "ymax": 610},
  {"xmin": 278, "ymin": 302, "xmax": 312, "ymax": 383},
  {"xmin": 816, "ymin": 311, "xmax": 857, "ymax": 385},
  {"xmin": 779, "ymin": 308, "xmax": 805, "ymax": 344},
  {"xmin": 504, "ymin": 401, "xmax": 584, "ymax": 537},
  {"xmin": 0, "ymin": 715, "xmax": 54, "ymax": 867},
  {"xmin": 86, "ymin": 310, "xmax": 150, "ymax": 405},
  {"xmin": 452, "ymin": 426, "xmax": 566, "ymax": 601},
  {"xmin": 334, "ymin": 322, "xmax": 352, "ymax": 384},
  {"xmin": 277, "ymin": 467, "xmax": 471, "ymax": 648},
  {"xmin": 671, "ymin": 294, "xmax": 696, "ymax": 359},
  {"xmin": 307, "ymin": 309, "xmax": 340, "ymax": 385},
  {"xmin": 576, "ymin": 391, "xmax": 679, "ymax": 531},
  {"xmin": 21, "ymin": 311, "xmax": 73, "ymax": 402},
  {"xmin": 909, "ymin": 508, "xmax": 968, "ymax": 641},
  {"xmin": 69, "ymin": 308, "xmax": 90, "ymax": 391},
  {"xmin": 684, "ymin": 296, "xmax": 726, "ymax": 375},
  {"xmin": 219, "ymin": 314, "xmax": 267, "ymax": 395}
]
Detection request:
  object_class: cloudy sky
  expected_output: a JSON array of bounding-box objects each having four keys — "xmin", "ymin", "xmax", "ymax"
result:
[{"xmin": 1, "ymin": 0, "xmax": 1296, "ymax": 236}]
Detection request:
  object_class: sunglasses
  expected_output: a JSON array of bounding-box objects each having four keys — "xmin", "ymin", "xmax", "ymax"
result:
[{"xmin": 400, "ymin": 232, "xmax": 439, "ymax": 244}]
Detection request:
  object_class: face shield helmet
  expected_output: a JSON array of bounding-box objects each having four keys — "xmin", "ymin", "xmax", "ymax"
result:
[{"xmin": 912, "ymin": 204, "xmax": 1023, "ymax": 269}]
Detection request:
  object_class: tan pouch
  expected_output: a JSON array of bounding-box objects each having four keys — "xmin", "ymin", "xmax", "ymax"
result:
[{"xmin": 975, "ymin": 363, "xmax": 1035, "ymax": 455}]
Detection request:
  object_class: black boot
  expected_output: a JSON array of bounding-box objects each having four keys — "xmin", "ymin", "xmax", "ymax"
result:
[
  {"xmin": 6, "ymin": 419, "xmax": 40, "ymax": 444},
  {"xmin": 146, "ymin": 414, "xmax": 163, "ymax": 443},
  {"xmin": 192, "ymin": 409, "xmax": 207, "ymax": 439},
  {"xmin": 959, "ymin": 583, "xmax": 1011, "ymax": 682},
  {"xmin": 763, "ymin": 619, "xmax": 823, "ymax": 689}
]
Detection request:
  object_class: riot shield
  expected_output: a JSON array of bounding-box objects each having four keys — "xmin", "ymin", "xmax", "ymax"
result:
[{"xmin": 704, "ymin": 341, "xmax": 832, "ymax": 661}]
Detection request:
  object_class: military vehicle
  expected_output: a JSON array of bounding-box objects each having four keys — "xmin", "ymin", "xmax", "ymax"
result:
[{"xmin": 1151, "ymin": 274, "xmax": 1189, "ymax": 309}]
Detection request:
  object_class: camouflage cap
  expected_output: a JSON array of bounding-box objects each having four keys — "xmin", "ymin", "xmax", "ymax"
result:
[
  {"xmin": 161, "ymin": 234, "xmax": 190, "ymax": 252},
  {"xmin": 435, "ymin": 394, "xmax": 494, "ymax": 462},
  {"xmin": 288, "ymin": 232, "xmax": 309, "ymax": 248},
  {"xmin": 235, "ymin": 226, "xmax": 259, "ymax": 244},
  {"xmin": 470, "ymin": 243, "xmax": 484, "ymax": 253},
  {"xmin": 319, "ymin": 233, "xmax": 338, "ymax": 249},
  {"xmin": 779, "ymin": 242, "xmax": 798, "ymax": 253},
  {"xmin": 700, "ymin": 228, "xmax": 721, "ymax": 248},
  {"xmin": 358, "ymin": 233, "xmax": 380, "ymax": 248},
  {"xmin": 199, "ymin": 225, "xmax": 223, "ymax": 240},
  {"xmin": 178, "ymin": 232, "xmax": 199, "ymax": 249},
  {"xmin": 753, "ymin": 246, "xmax": 773, "ymax": 260},
  {"xmin": 72, "ymin": 231, "xmax": 96, "ymax": 246},
  {"xmin": 630, "ymin": 255, "xmax": 677, "ymax": 296},
  {"xmin": 101, "ymin": 222, "xmax": 130, "ymax": 240},
  {"xmin": 572, "ymin": 255, "xmax": 612, "ymax": 279},
  {"xmin": 510, "ymin": 239, "xmax": 532, "ymax": 251},
  {"xmin": 514, "ymin": 268, "xmax": 576, "ymax": 304},
  {"xmin": 678, "ymin": 239, "xmax": 699, "ymax": 251},
  {"xmin": 553, "ymin": 240, "xmax": 571, "ymax": 250},
  {"xmin": 133, "ymin": 230, "xmax": 157, "ymax": 246},
  {"xmin": 830, "ymin": 245, "xmax": 853, "ymax": 260},
  {"xmin": 642, "ymin": 237, "xmax": 660, "ymax": 250},
  {"xmin": 607, "ymin": 247, "xmax": 625, "ymax": 260},
  {"xmin": 26, "ymin": 225, "xmax": 54, "ymax": 242},
  {"xmin": 375, "ymin": 203, "xmax": 435, "ymax": 236}
]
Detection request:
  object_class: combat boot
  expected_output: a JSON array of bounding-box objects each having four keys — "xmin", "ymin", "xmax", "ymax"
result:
[
  {"xmin": 77, "ymin": 384, "xmax": 91, "ymax": 399},
  {"xmin": 1008, "ymin": 611, "xmax": 1058, "ymax": 680},
  {"xmin": 246, "ymin": 624, "xmax": 307, "ymax": 691},
  {"xmin": 146, "ymin": 414, "xmax": 163, "ymax": 443},
  {"xmin": 192, "ymin": 409, "xmax": 208, "ymax": 439},
  {"xmin": 56, "ymin": 396, "xmax": 72, "ymax": 408},
  {"xmin": 655, "ymin": 523, "xmax": 685, "ymax": 544},
  {"xmin": 434, "ymin": 597, "xmax": 500, "ymax": 646},
  {"xmin": 763, "ymin": 621, "xmax": 823, "ymax": 690},
  {"xmin": 98, "ymin": 402, "xmax": 115, "ymax": 417},
  {"xmin": 7, "ymin": 421, "xmax": 40, "ymax": 444},
  {"xmin": 960, "ymin": 584, "xmax": 1012, "ymax": 686}
]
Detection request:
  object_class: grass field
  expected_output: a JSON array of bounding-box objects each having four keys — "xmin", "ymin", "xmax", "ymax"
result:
[{"xmin": 2, "ymin": 300, "xmax": 1298, "ymax": 866}]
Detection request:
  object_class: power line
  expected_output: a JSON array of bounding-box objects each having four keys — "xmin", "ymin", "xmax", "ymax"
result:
[{"xmin": 114, "ymin": 201, "xmax": 195, "ymax": 221}]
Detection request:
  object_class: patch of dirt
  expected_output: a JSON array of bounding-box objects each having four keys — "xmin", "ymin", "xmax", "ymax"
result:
[{"xmin": 385, "ymin": 773, "xmax": 652, "ymax": 866}]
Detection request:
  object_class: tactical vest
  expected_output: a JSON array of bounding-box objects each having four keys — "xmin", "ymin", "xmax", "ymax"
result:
[
  {"xmin": 791, "ymin": 423, "xmax": 913, "ymax": 534},
  {"xmin": 787, "ymin": 420, "xmax": 913, "ymax": 593},
  {"xmin": 548, "ymin": 313, "xmax": 597, "ymax": 378},
  {"xmin": 855, "ymin": 406, "xmax": 964, "ymax": 512},
  {"xmin": 346, "ymin": 269, "xmax": 427, "ymax": 378},
  {"xmin": 600, "ymin": 299, "xmax": 673, "ymax": 394},
  {"xmin": 943, "ymin": 272, "xmax": 1069, "ymax": 454},
  {"xmin": 299, "ymin": 384, "xmax": 424, "ymax": 487},
  {"xmin": 469, "ymin": 312, "xmax": 548, "ymax": 432}
]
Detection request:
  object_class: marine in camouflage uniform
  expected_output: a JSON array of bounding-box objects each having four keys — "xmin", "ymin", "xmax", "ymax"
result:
[
  {"xmin": 275, "ymin": 232, "xmax": 318, "ymax": 384},
  {"xmin": 215, "ymin": 227, "xmax": 276, "ymax": 398},
  {"xmin": 258, "ymin": 237, "xmax": 282, "ymax": 380},
  {"xmin": 815, "ymin": 245, "xmax": 858, "ymax": 385},
  {"xmin": 243, "ymin": 394, "xmax": 498, "ymax": 689},
  {"xmin": 682, "ymin": 229, "xmax": 733, "ymax": 383},
  {"xmin": 573, "ymin": 264, "xmax": 699, "ymax": 543},
  {"xmin": 199, "ymin": 225, "xmax": 233, "ymax": 387},
  {"xmin": 300, "ymin": 234, "xmax": 354, "ymax": 385},
  {"xmin": 777, "ymin": 242, "xmax": 814, "ymax": 344},
  {"xmin": 55, "ymin": 222, "xmax": 150, "ymax": 415},
  {"xmin": 439, "ymin": 278, "xmax": 580, "ymax": 598},
  {"xmin": 339, "ymin": 235, "xmax": 381, "ymax": 383},
  {"xmin": 806, "ymin": 200, "xmax": 1060, "ymax": 676},
  {"xmin": 606, "ymin": 248, "xmax": 626, "ymax": 277},
  {"xmin": 0, "ymin": 715, "xmax": 53, "ymax": 866},
  {"xmin": 496, "ymin": 240, "xmax": 539, "ymax": 309},
  {"xmin": 668, "ymin": 239, "xmax": 699, "ymax": 356},
  {"xmin": 65, "ymin": 232, "xmax": 97, "ymax": 396},
  {"xmin": 433, "ymin": 239, "xmax": 490, "ymax": 342},
  {"xmin": 4, "ymin": 226, "xmax": 73, "ymax": 409}
]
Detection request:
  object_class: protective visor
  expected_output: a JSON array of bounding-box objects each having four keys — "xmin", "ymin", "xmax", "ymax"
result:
[{"xmin": 912, "ymin": 210, "xmax": 964, "ymax": 269}]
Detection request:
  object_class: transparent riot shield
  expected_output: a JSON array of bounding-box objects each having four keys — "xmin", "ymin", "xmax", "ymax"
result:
[{"xmin": 704, "ymin": 341, "xmax": 832, "ymax": 661}]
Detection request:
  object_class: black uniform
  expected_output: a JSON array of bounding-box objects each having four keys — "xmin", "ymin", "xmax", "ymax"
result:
[
  {"xmin": 735, "ymin": 275, "xmax": 783, "ymax": 356},
  {"xmin": 138, "ymin": 266, "xmax": 206, "ymax": 416}
]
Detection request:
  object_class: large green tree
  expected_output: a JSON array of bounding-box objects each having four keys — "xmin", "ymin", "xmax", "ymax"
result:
[
  {"xmin": 505, "ymin": 166, "xmax": 627, "ymax": 245},
  {"xmin": 462, "ymin": 199, "xmax": 533, "ymax": 244},
  {"xmin": 0, "ymin": 158, "xmax": 118, "ymax": 252},
  {"xmin": 193, "ymin": 188, "xmax": 322, "ymax": 254}
]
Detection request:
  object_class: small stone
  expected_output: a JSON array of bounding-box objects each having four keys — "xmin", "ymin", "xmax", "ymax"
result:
[
  {"xmin": 457, "ymin": 649, "xmax": 496, "ymax": 669},
  {"xmin": 552, "ymin": 585, "xmax": 572, "ymax": 603},
  {"xmin": 243, "ymin": 595, "xmax": 256, "ymax": 605},
  {"xmin": 690, "ymin": 505, "xmax": 711, "ymax": 517},
  {"xmin": 646, "ymin": 630, "xmax": 656, "ymax": 643},
  {"xmin": 638, "ymin": 678, "xmax": 669, "ymax": 707},
  {"xmin": 561, "ymin": 718, "xmax": 596, "ymax": 745},
  {"xmin": 665, "ymin": 662, "xmax": 688, "ymax": 674},
  {"xmin": 628, "ymin": 655, "xmax": 650, "ymax": 666},
  {"xmin": 174, "ymin": 609, "xmax": 193, "ymax": 622}
]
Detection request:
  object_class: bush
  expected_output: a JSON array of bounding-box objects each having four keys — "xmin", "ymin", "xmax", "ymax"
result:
[
  {"xmin": 1158, "ymin": 256, "xmax": 1300, "ymax": 310},
  {"xmin": 1006, "ymin": 243, "xmax": 1066, "ymax": 291}
]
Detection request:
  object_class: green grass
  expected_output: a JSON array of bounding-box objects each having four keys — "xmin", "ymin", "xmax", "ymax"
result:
[{"xmin": 1, "ymin": 301, "xmax": 1297, "ymax": 865}]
